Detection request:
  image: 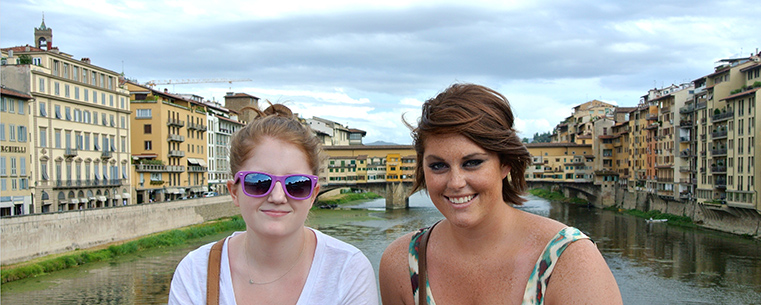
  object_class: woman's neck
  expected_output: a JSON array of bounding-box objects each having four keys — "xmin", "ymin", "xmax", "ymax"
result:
[{"xmin": 242, "ymin": 227, "xmax": 309, "ymax": 269}]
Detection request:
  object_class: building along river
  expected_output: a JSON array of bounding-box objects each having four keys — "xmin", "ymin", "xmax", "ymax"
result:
[{"xmin": 2, "ymin": 193, "xmax": 761, "ymax": 304}]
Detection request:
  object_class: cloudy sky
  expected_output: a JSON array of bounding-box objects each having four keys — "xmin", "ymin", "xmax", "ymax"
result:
[{"xmin": 3, "ymin": 0, "xmax": 759, "ymax": 144}]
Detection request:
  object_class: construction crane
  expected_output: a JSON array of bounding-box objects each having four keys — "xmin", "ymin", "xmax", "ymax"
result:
[{"xmin": 144, "ymin": 78, "xmax": 251, "ymax": 87}]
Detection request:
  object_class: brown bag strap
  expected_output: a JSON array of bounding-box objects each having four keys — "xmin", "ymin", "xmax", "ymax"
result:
[
  {"xmin": 207, "ymin": 238, "xmax": 226, "ymax": 305},
  {"xmin": 417, "ymin": 222, "xmax": 437, "ymax": 305}
]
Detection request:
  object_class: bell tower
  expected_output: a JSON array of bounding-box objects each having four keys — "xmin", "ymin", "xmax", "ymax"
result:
[{"xmin": 34, "ymin": 13, "xmax": 53, "ymax": 50}]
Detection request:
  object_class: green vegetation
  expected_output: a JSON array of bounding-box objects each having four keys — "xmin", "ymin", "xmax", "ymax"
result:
[
  {"xmin": 1, "ymin": 216, "xmax": 245, "ymax": 284},
  {"xmin": 528, "ymin": 188, "xmax": 588, "ymax": 205},
  {"xmin": 619, "ymin": 209, "xmax": 696, "ymax": 228},
  {"xmin": 17, "ymin": 54, "xmax": 33, "ymax": 65},
  {"xmin": 315, "ymin": 192, "xmax": 382, "ymax": 208}
]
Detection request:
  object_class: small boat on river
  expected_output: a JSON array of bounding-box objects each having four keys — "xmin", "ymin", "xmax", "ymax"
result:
[{"xmin": 646, "ymin": 218, "xmax": 668, "ymax": 223}]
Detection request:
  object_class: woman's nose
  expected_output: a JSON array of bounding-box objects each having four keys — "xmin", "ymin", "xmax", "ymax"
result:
[{"xmin": 268, "ymin": 181, "xmax": 288, "ymax": 203}]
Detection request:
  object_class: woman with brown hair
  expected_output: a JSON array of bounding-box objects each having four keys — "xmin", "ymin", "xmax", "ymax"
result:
[
  {"xmin": 169, "ymin": 104, "xmax": 378, "ymax": 305},
  {"xmin": 379, "ymin": 84, "xmax": 621, "ymax": 305}
]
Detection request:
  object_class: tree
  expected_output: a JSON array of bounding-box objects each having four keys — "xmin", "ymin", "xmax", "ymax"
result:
[
  {"xmin": 17, "ymin": 54, "xmax": 33, "ymax": 65},
  {"xmin": 531, "ymin": 131, "xmax": 552, "ymax": 143}
]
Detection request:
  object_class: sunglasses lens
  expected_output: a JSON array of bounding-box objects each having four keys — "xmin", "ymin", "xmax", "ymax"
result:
[
  {"xmin": 285, "ymin": 175, "xmax": 313, "ymax": 199},
  {"xmin": 243, "ymin": 173, "xmax": 272, "ymax": 196}
]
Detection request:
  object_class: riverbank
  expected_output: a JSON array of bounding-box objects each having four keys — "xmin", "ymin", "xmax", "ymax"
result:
[{"xmin": 528, "ymin": 188, "xmax": 697, "ymax": 229}]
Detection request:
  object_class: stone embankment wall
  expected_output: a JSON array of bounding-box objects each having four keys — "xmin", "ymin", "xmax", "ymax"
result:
[
  {"xmin": 1, "ymin": 196, "xmax": 239, "ymax": 265},
  {"xmin": 615, "ymin": 187, "xmax": 761, "ymax": 238}
]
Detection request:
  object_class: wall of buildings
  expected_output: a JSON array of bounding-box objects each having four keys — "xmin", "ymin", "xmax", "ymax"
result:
[{"xmin": 0, "ymin": 196, "xmax": 238, "ymax": 265}]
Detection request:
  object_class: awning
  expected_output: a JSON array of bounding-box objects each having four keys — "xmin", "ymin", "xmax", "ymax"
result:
[
  {"xmin": 178, "ymin": 188, "xmax": 186, "ymax": 194},
  {"xmin": 202, "ymin": 186, "xmax": 209, "ymax": 192},
  {"xmin": 89, "ymin": 197, "xmax": 97, "ymax": 201},
  {"xmin": 190, "ymin": 187, "xmax": 203, "ymax": 192},
  {"xmin": 187, "ymin": 158, "xmax": 200, "ymax": 165},
  {"xmin": 165, "ymin": 188, "xmax": 179, "ymax": 194},
  {"xmin": 97, "ymin": 196, "xmax": 107, "ymax": 202},
  {"xmin": 114, "ymin": 195, "xmax": 122, "ymax": 200},
  {"xmin": 79, "ymin": 197, "xmax": 88, "ymax": 203},
  {"xmin": 196, "ymin": 159, "xmax": 207, "ymax": 167},
  {"xmin": 70, "ymin": 198, "xmax": 80, "ymax": 204},
  {"xmin": 122, "ymin": 193, "xmax": 131, "ymax": 198}
]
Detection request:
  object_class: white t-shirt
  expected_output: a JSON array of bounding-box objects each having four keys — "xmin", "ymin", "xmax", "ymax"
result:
[{"xmin": 168, "ymin": 228, "xmax": 379, "ymax": 305}]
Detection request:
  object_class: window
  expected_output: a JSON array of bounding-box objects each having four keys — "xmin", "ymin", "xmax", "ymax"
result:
[
  {"xmin": 74, "ymin": 87, "xmax": 79, "ymax": 99},
  {"xmin": 55, "ymin": 105, "xmax": 61, "ymax": 119},
  {"xmin": 55, "ymin": 129, "xmax": 61, "ymax": 148},
  {"xmin": 0, "ymin": 124, "xmax": 4, "ymax": 141},
  {"xmin": 84, "ymin": 133, "xmax": 90, "ymax": 150},
  {"xmin": 109, "ymin": 95, "xmax": 114, "ymax": 106},
  {"xmin": 84, "ymin": 89, "xmax": 89, "ymax": 102},
  {"xmin": 64, "ymin": 84, "xmax": 70, "ymax": 97},
  {"xmin": 0, "ymin": 157, "xmax": 5, "ymax": 176},
  {"xmin": 145, "ymin": 141, "xmax": 152, "ymax": 150},
  {"xmin": 39, "ymin": 78, "xmax": 45, "ymax": 92},
  {"xmin": 55, "ymin": 82, "xmax": 59, "ymax": 95},
  {"xmin": 121, "ymin": 116, "xmax": 125, "ymax": 128},
  {"xmin": 17, "ymin": 126, "xmax": 26, "ymax": 142},
  {"xmin": 41, "ymin": 162, "xmax": 48, "ymax": 180},
  {"xmin": 110, "ymin": 115, "xmax": 115, "ymax": 127},
  {"xmin": 0, "ymin": 97, "xmax": 6, "ymax": 112},
  {"xmin": 74, "ymin": 109, "xmax": 81, "ymax": 122},
  {"xmin": 20, "ymin": 157, "xmax": 26, "ymax": 177},
  {"xmin": 9, "ymin": 124, "xmax": 15, "ymax": 141},
  {"xmin": 93, "ymin": 112, "xmax": 98, "ymax": 125},
  {"xmin": 93, "ymin": 91, "xmax": 97, "ymax": 103},
  {"xmin": 102, "ymin": 114, "xmax": 107, "ymax": 126},
  {"xmin": 10, "ymin": 157, "xmax": 17, "ymax": 176},
  {"xmin": 65, "ymin": 107, "xmax": 71, "ymax": 120},
  {"xmin": 144, "ymin": 124, "xmax": 152, "ymax": 134},
  {"xmin": 17, "ymin": 100, "xmax": 24, "ymax": 114},
  {"xmin": 101, "ymin": 93, "xmax": 106, "ymax": 105},
  {"xmin": 121, "ymin": 137, "xmax": 126, "ymax": 153},
  {"xmin": 40, "ymin": 128, "xmax": 47, "ymax": 147},
  {"xmin": 40, "ymin": 102, "xmax": 47, "ymax": 117},
  {"xmin": 136, "ymin": 109, "xmax": 152, "ymax": 118}
]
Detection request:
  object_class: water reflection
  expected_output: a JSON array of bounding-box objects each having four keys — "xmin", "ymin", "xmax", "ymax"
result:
[{"xmin": 2, "ymin": 193, "xmax": 760, "ymax": 305}]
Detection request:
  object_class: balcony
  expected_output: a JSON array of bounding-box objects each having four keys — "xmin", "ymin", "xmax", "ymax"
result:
[
  {"xmin": 167, "ymin": 134, "xmax": 185, "ymax": 142},
  {"xmin": 168, "ymin": 150, "xmax": 185, "ymax": 158},
  {"xmin": 679, "ymin": 178, "xmax": 692, "ymax": 184},
  {"xmin": 679, "ymin": 149, "xmax": 692, "ymax": 158},
  {"xmin": 135, "ymin": 164, "xmax": 167, "ymax": 172},
  {"xmin": 679, "ymin": 166, "xmax": 691, "ymax": 172},
  {"xmin": 661, "ymin": 106, "xmax": 671, "ymax": 114},
  {"xmin": 188, "ymin": 123, "xmax": 208, "ymax": 131},
  {"xmin": 679, "ymin": 136, "xmax": 691, "ymax": 143},
  {"xmin": 701, "ymin": 134, "xmax": 706, "ymax": 141},
  {"xmin": 167, "ymin": 165, "xmax": 185, "ymax": 172},
  {"xmin": 645, "ymin": 123, "xmax": 659, "ymax": 130},
  {"xmin": 64, "ymin": 147, "xmax": 78, "ymax": 157},
  {"xmin": 188, "ymin": 166, "xmax": 208, "ymax": 172},
  {"xmin": 712, "ymin": 111, "xmax": 734, "ymax": 123},
  {"xmin": 711, "ymin": 165, "xmax": 727, "ymax": 174},
  {"xmin": 657, "ymin": 177, "xmax": 673, "ymax": 183},
  {"xmin": 167, "ymin": 118, "xmax": 185, "ymax": 127},
  {"xmin": 715, "ymin": 180, "xmax": 727, "ymax": 189},
  {"xmin": 711, "ymin": 148, "xmax": 727, "ymax": 156},
  {"xmin": 679, "ymin": 105, "xmax": 694, "ymax": 114},
  {"xmin": 101, "ymin": 151, "xmax": 112, "ymax": 159},
  {"xmin": 679, "ymin": 120, "xmax": 693, "ymax": 128},
  {"xmin": 647, "ymin": 113, "xmax": 658, "ymax": 121},
  {"xmin": 712, "ymin": 129, "xmax": 727, "ymax": 139},
  {"xmin": 679, "ymin": 192, "xmax": 691, "ymax": 200},
  {"xmin": 695, "ymin": 101, "xmax": 707, "ymax": 110}
]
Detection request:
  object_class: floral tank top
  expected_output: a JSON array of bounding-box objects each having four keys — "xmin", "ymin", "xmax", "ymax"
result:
[{"xmin": 408, "ymin": 225, "xmax": 590, "ymax": 305}]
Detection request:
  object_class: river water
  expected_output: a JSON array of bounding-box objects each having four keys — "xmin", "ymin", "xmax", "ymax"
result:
[{"xmin": 2, "ymin": 193, "xmax": 761, "ymax": 304}]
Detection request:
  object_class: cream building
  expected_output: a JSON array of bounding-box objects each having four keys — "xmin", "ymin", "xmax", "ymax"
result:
[{"xmin": 2, "ymin": 20, "xmax": 132, "ymax": 213}]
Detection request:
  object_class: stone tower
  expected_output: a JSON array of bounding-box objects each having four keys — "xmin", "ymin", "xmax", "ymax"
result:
[{"xmin": 34, "ymin": 14, "xmax": 53, "ymax": 50}]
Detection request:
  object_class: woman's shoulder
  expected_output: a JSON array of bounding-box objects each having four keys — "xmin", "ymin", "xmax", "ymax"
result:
[{"xmin": 310, "ymin": 228, "xmax": 367, "ymax": 258}]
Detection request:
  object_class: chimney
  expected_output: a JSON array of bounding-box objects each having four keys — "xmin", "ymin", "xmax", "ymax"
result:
[
  {"xmin": 47, "ymin": 41, "xmax": 52, "ymax": 49},
  {"xmin": 25, "ymin": 45, "xmax": 31, "ymax": 51},
  {"xmin": 164, "ymin": 88, "xmax": 169, "ymax": 93},
  {"xmin": 81, "ymin": 58, "xmax": 90, "ymax": 64}
]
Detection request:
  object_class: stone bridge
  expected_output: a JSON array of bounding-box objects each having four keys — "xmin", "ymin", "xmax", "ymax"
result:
[
  {"xmin": 526, "ymin": 181, "xmax": 613, "ymax": 207},
  {"xmin": 318, "ymin": 181, "xmax": 414, "ymax": 209}
]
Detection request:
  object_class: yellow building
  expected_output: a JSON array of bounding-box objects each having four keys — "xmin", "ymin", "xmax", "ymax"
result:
[
  {"xmin": 323, "ymin": 145, "xmax": 415, "ymax": 184},
  {"xmin": 525, "ymin": 143, "xmax": 594, "ymax": 182},
  {"xmin": 2, "ymin": 20, "xmax": 132, "ymax": 213},
  {"xmin": 127, "ymin": 82, "xmax": 208, "ymax": 203},
  {"xmin": 0, "ymin": 88, "xmax": 34, "ymax": 216}
]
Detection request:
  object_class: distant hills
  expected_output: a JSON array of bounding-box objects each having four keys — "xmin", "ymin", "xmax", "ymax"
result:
[{"xmin": 365, "ymin": 141, "xmax": 400, "ymax": 146}]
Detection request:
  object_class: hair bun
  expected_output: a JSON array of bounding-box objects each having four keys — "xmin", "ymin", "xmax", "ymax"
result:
[{"xmin": 262, "ymin": 103, "xmax": 293, "ymax": 117}]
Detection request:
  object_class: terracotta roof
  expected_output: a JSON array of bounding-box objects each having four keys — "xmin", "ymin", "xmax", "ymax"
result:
[
  {"xmin": 740, "ymin": 62, "xmax": 761, "ymax": 72},
  {"xmin": 1, "ymin": 45, "xmax": 45, "ymax": 53},
  {"xmin": 524, "ymin": 142, "xmax": 592, "ymax": 148},
  {"xmin": 215, "ymin": 114, "xmax": 244, "ymax": 125},
  {"xmin": 721, "ymin": 87, "xmax": 760, "ymax": 101},
  {"xmin": 348, "ymin": 128, "xmax": 366, "ymax": 135},
  {"xmin": 0, "ymin": 87, "xmax": 33, "ymax": 99}
]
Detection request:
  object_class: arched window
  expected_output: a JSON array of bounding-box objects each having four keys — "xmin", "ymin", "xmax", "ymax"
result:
[{"xmin": 42, "ymin": 191, "xmax": 50, "ymax": 200}]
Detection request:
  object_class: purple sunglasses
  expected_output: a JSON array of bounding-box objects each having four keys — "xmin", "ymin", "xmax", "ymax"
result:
[{"xmin": 234, "ymin": 171, "xmax": 319, "ymax": 200}]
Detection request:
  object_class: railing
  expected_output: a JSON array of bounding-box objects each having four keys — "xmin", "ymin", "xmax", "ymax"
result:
[
  {"xmin": 647, "ymin": 113, "xmax": 658, "ymax": 121},
  {"xmin": 101, "ymin": 151, "xmax": 112, "ymax": 159},
  {"xmin": 167, "ymin": 118, "xmax": 185, "ymax": 127},
  {"xmin": 54, "ymin": 179, "xmax": 122, "ymax": 188},
  {"xmin": 679, "ymin": 120, "xmax": 693, "ymax": 127},
  {"xmin": 712, "ymin": 130, "xmax": 727, "ymax": 139},
  {"xmin": 711, "ymin": 148, "xmax": 727, "ymax": 156},
  {"xmin": 166, "ymin": 165, "xmax": 185, "ymax": 172},
  {"xmin": 679, "ymin": 192, "xmax": 691, "ymax": 199},
  {"xmin": 680, "ymin": 136, "xmax": 690, "ymax": 142},
  {"xmin": 188, "ymin": 123, "xmax": 208, "ymax": 131},
  {"xmin": 661, "ymin": 106, "xmax": 671, "ymax": 114},
  {"xmin": 679, "ymin": 178, "xmax": 692, "ymax": 184},
  {"xmin": 679, "ymin": 105, "xmax": 694, "ymax": 113},
  {"xmin": 695, "ymin": 101, "xmax": 707, "ymax": 109},
  {"xmin": 168, "ymin": 150, "xmax": 185, "ymax": 157},
  {"xmin": 167, "ymin": 134, "xmax": 185, "ymax": 142},
  {"xmin": 715, "ymin": 180, "xmax": 727, "ymax": 188},
  {"xmin": 712, "ymin": 111, "xmax": 734, "ymax": 122},
  {"xmin": 187, "ymin": 166, "xmax": 207, "ymax": 172},
  {"xmin": 64, "ymin": 147, "xmax": 78, "ymax": 157},
  {"xmin": 679, "ymin": 166, "xmax": 691, "ymax": 172},
  {"xmin": 711, "ymin": 165, "xmax": 727, "ymax": 173},
  {"xmin": 646, "ymin": 123, "xmax": 659, "ymax": 130},
  {"xmin": 657, "ymin": 177, "xmax": 673, "ymax": 182},
  {"xmin": 679, "ymin": 150, "xmax": 692, "ymax": 158},
  {"xmin": 135, "ymin": 164, "xmax": 167, "ymax": 172}
]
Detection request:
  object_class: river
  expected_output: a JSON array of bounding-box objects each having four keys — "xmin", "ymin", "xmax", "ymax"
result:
[{"xmin": 2, "ymin": 193, "xmax": 761, "ymax": 304}]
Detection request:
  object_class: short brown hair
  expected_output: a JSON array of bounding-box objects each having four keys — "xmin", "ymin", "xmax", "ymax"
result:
[
  {"xmin": 407, "ymin": 83, "xmax": 532, "ymax": 204},
  {"xmin": 229, "ymin": 103, "xmax": 324, "ymax": 177}
]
